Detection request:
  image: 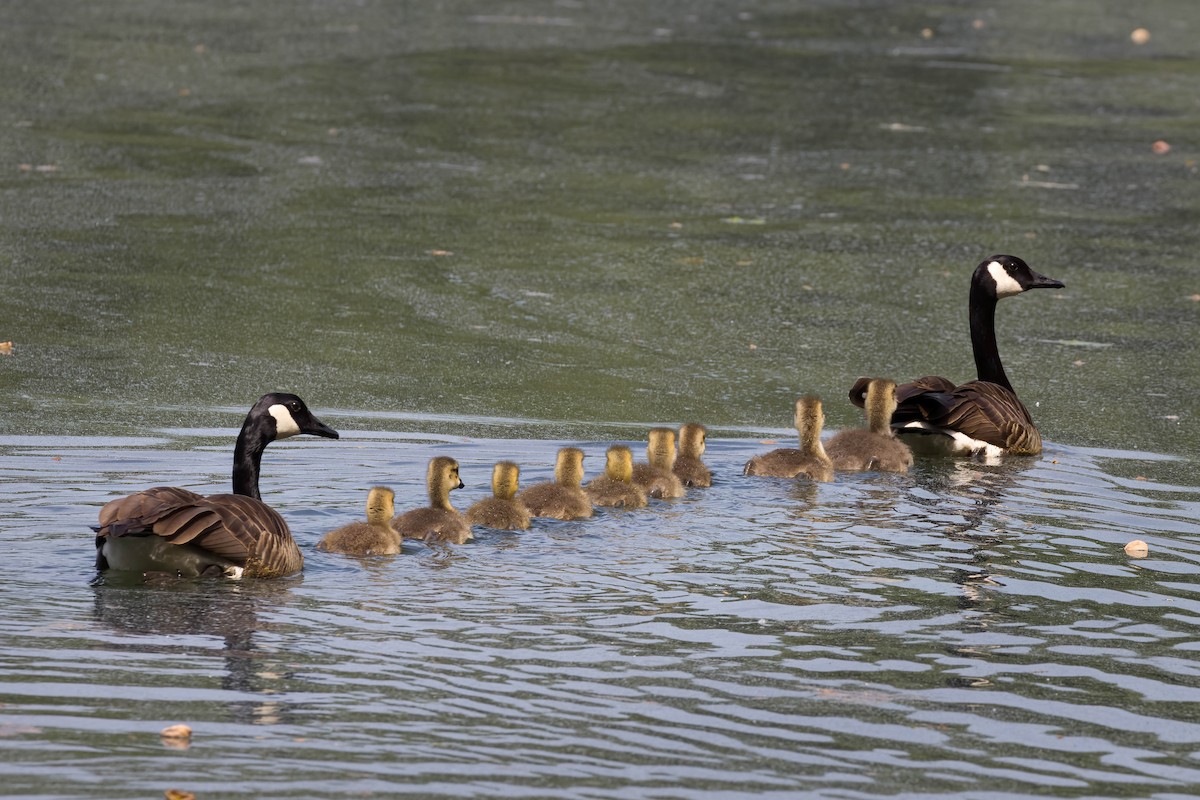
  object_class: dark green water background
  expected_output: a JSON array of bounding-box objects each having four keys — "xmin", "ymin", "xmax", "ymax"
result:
[{"xmin": 3, "ymin": 0, "xmax": 1197, "ymax": 461}]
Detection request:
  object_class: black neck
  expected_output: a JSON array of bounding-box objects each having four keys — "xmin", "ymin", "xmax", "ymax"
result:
[
  {"xmin": 969, "ymin": 280, "xmax": 1012, "ymax": 391},
  {"xmin": 232, "ymin": 417, "xmax": 272, "ymax": 500}
]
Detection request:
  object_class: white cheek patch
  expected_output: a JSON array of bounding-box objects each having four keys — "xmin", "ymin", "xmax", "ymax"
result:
[
  {"xmin": 987, "ymin": 260, "xmax": 1024, "ymax": 298},
  {"xmin": 268, "ymin": 404, "xmax": 301, "ymax": 439}
]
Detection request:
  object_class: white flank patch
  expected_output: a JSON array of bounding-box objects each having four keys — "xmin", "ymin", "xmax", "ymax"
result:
[
  {"xmin": 895, "ymin": 421, "xmax": 1004, "ymax": 463},
  {"xmin": 269, "ymin": 404, "xmax": 302, "ymax": 439},
  {"xmin": 987, "ymin": 260, "xmax": 1024, "ymax": 298}
]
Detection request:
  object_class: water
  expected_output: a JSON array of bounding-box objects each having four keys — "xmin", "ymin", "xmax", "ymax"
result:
[
  {"xmin": 3, "ymin": 1, "xmax": 1200, "ymax": 797},
  {"xmin": 3, "ymin": 427, "xmax": 1199, "ymax": 797}
]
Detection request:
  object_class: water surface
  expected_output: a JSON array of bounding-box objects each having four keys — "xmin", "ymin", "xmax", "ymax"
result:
[{"xmin": 2, "ymin": 1, "xmax": 1200, "ymax": 797}]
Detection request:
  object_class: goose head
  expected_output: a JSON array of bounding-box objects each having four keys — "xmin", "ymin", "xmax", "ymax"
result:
[
  {"xmin": 490, "ymin": 461, "xmax": 521, "ymax": 500},
  {"xmin": 646, "ymin": 428, "xmax": 677, "ymax": 470},
  {"xmin": 678, "ymin": 423, "xmax": 707, "ymax": 459},
  {"xmin": 251, "ymin": 392, "xmax": 340, "ymax": 441},
  {"xmin": 976, "ymin": 255, "xmax": 1065, "ymax": 300},
  {"xmin": 604, "ymin": 445, "xmax": 635, "ymax": 483},
  {"xmin": 365, "ymin": 486, "xmax": 396, "ymax": 525},
  {"xmin": 554, "ymin": 447, "xmax": 586, "ymax": 488}
]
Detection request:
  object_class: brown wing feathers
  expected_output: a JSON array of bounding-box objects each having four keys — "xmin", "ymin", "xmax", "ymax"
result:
[{"xmin": 96, "ymin": 487, "xmax": 301, "ymax": 577}]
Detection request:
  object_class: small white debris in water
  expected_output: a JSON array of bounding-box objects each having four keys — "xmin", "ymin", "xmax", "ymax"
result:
[{"xmin": 1124, "ymin": 540, "xmax": 1149, "ymax": 558}]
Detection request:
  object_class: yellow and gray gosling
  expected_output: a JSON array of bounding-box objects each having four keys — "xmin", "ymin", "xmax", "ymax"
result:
[
  {"xmin": 744, "ymin": 395, "xmax": 834, "ymax": 481},
  {"xmin": 827, "ymin": 378, "xmax": 913, "ymax": 473},
  {"xmin": 391, "ymin": 456, "xmax": 472, "ymax": 544},
  {"xmin": 673, "ymin": 422, "xmax": 712, "ymax": 487},
  {"xmin": 466, "ymin": 461, "xmax": 531, "ymax": 531},
  {"xmin": 632, "ymin": 427, "xmax": 686, "ymax": 499},
  {"xmin": 317, "ymin": 486, "xmax": 402, "ymax": 555},
  {"xmin": 518, "ymin": 447, "xmax": 593, "ymax": 520},
  {"xmin": 585, "ymin": 445, "xmax": 648, "ymax": 508}
]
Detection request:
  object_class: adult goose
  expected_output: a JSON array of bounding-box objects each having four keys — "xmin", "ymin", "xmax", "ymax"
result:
[
  {"xmin": 94, "ymin": 393, "xmax": 340, "ymax": 579},
  {"xmin": 854, "ymin": 255, "xmax": 1064, "ymax": 457}
]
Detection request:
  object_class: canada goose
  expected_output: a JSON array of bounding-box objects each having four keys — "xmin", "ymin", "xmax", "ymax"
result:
[
  {"xmin": 673, "ymin": 423, "xmax": 712, "ymax": 487},
  {"xmin": 631, "ymin": 428, "xmax": 686, "ymax": 499},
  {"xmin": 316, "ymin": 486, "xmax": 401, "ymax": 555},
  {"xmin": 744, "ymin": 396, "xmax": 834, "ymax": 481},
  {"xmin": 856, "ymin": 255, "xmax": 1065, "ymax": 457},
  {"xmin": 466, "ymin": 461, "xmax": 531, "ymax": 531},
  {"xmin": 93, "ymin": 392, "xmax": 339, "ymax": 579},
  {"xmin": 826, "ymin": 378, "xmax": 913, "ymax": 473},
  {"xmin": 391, "ymin": 456, "xmax": 471, "ymax": 544},
  {"xmin": 585, "ymin": 445, "xmax": 648, "ymax": 508},
  {"xmin": 518, "ymin": 447, "xmax": 593, "ymax": 520}
]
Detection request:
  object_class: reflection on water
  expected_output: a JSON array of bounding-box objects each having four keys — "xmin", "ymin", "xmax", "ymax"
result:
[{"xmin": 3, "ymin": 426, "xmax": 1199, "ymax": 797}]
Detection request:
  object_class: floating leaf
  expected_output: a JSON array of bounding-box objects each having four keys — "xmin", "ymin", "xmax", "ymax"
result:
[{"xmin": 1124, "ymin": 540, "xmax": 1148, "ymax": 558}]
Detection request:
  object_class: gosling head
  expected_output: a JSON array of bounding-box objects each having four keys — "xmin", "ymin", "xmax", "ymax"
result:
[
  {"xmin": 863, "ymin": 378, "xmax": 898, "ymax": 435},
  {"xmin": 554, "ymin": 447, "xmax": 586, "ymax": 488},
  {"xmin": 976, "ymin": 255, "xmax": 1065, "ymax": 300},
  {"xmin": 490, "ymin": 461, "xmax": 521, "ymax": 500},
  {"xmin": 604, "ymin": 445, "xmax": 635, "ymax": 483},
  {"xmin": 678, "ymin": 423, "xmax": 707, "ymax": 459},
  {"xmin": 427, "ymin": 456, "xmax": 465, "ymax": 509},
  {"xmin": 365, "ymin": 486, "xmax": 396, "ymax": 525},
  {"xmin": 646, "ymin": 427, "xmax": 677, "ymax": 470},
  {"xmin": 794, "ymin": 395, "xmax": 825, "ymax": 446}
]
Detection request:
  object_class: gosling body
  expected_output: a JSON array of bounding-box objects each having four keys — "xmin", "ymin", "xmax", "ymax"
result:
[
  {"xmin": 586, "ymin": 445, "xmax": 648, "ymax": 508},
  {"xmin": 317, "ymin": 486, "xmax": 401, "ymax": 555},
  {"xmin": 744, "ymin": 396, "xmax": 834, "ymax": 482},
  {"xmin": 392, "ymin": 456, "xmax": 472, "ymax": 544},
  {"xmin": 518, "ymin": 447, "xmax": 593, "ymax": 520},
  {"xmin": 467, "ymin": 461, "xmax": 531, "ymax": 531},
  {"xmin": 631, "ymin": 428, "xmax": 686, "ymax": 499},
  {"xmin": 827, "ymin": 378, "xmax": 913, "ymax": 473}
]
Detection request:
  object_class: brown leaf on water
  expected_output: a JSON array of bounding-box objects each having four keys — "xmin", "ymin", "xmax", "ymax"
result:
[
  {"xmin": 160, "ymin": 724, "xmax": 192, "ymax": 749},
  {"xmin": 428, "ymin": 249, "xmax": 453, "ymax": 256},
  {"xmin": 164, "ymin": 790, "xmax": 196, "ymax": 800},
  {"xmin": 0, "ymin": 341, "xmax": 13, "ymax": 354},
  {"xmin": 1187, "ymin": 294, "xmax": 1200, "ymax": 302},
  {"xmin": 1124, "ymin": 539, "xmax": 1149, "ymax": 558},
  {"xmin": 1131, "ymin": 28, "xmax": 1151, "ymax": 45},
  {"xmin": 1152, "ymin": 140, "xmax": 1170, "ymax": 155}
]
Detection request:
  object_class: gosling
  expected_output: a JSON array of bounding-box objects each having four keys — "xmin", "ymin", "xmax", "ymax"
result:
[
  {"xmin": 391, "ymin": 456, "xmax": 472, "ymax": 544},
  {"xmin": 316, "ymin": 486, "xmax": 401, "ymax": 556},
  {"xmin": 585, "ymin": 445, "xmax": 648, "ymax": 508},
  {"xmin": 673, "ymin": 422, "xmax": 712, "ymax": 487},
  {"xmin": 466, "ymin": 461, "xmax": 532, "ymax": 530},
  {"xmin": 518, "ymin": 447, "xmax": 593, "ymax": 520},
  {"xmin": 631, "ymin": 427, "xmax": 686, "ymax": 499},
  {"xmin": 826, "ymin": 378, "xmax": 913, "ymax": 473},
  {"xmin": 744, "ymin": 395, "xmax": 834, "ymax": 481}
]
